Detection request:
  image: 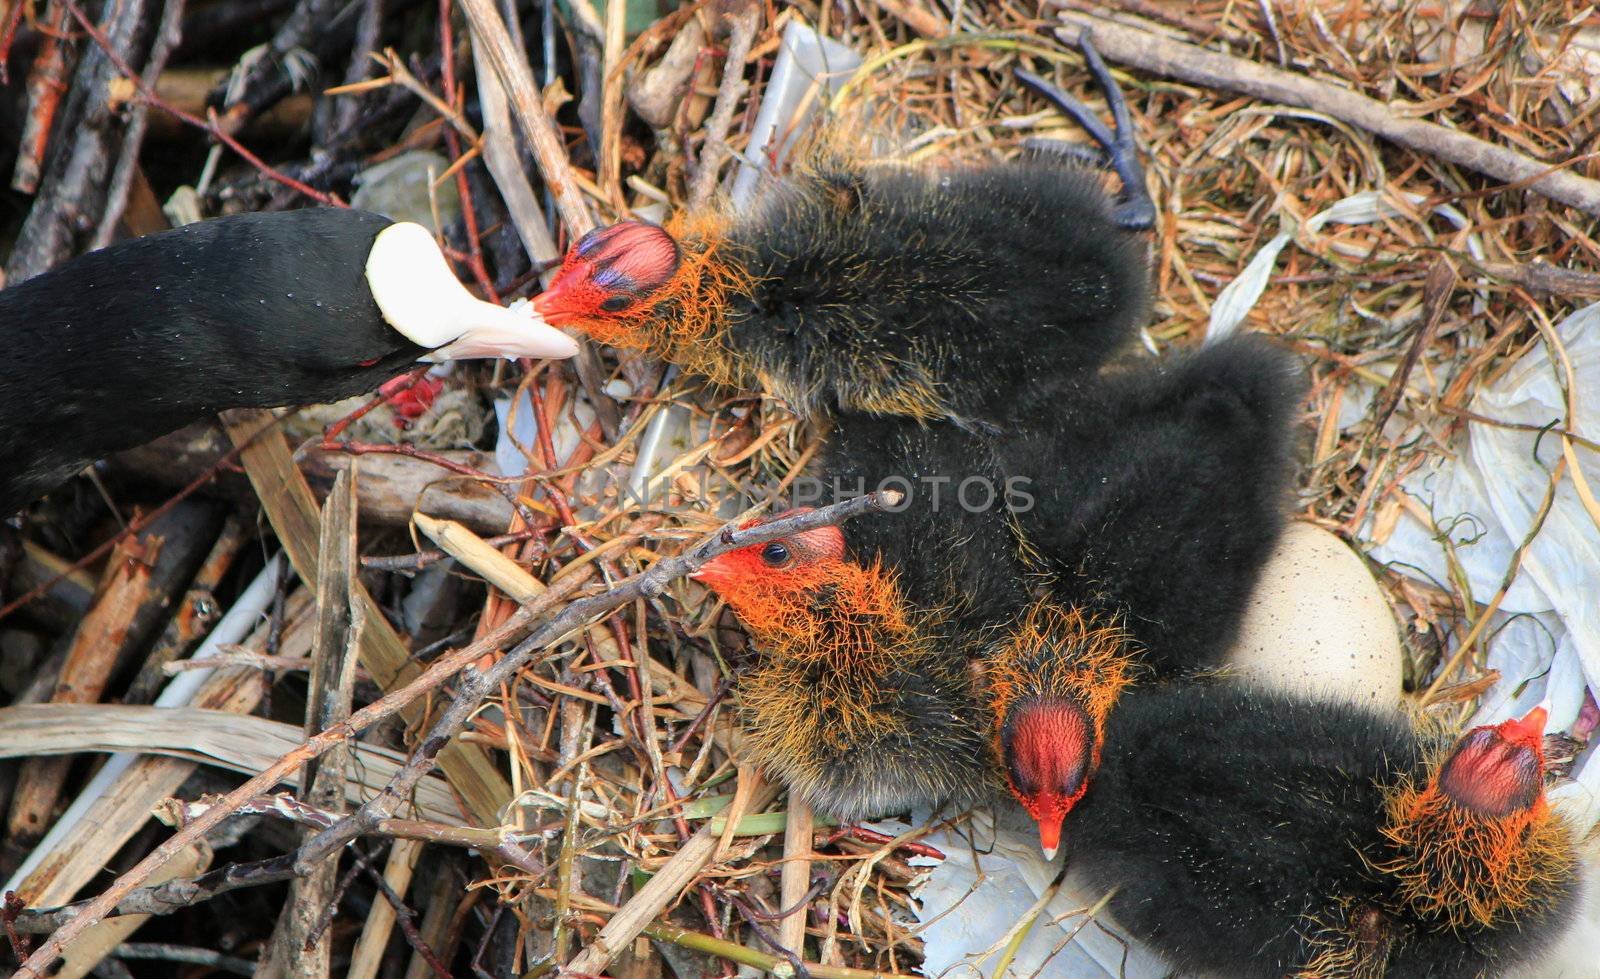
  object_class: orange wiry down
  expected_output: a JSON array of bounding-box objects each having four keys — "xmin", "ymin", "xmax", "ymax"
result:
[
  {"xmin": 700, "ymin": 536, "xmax": 961, "ymax": 803},
  {"xmin": 710, "ymin": 556, "xmax": 920, "ymax": 670},
  {"xmin": 1371, "ymin": 765, "xmax": 1575, "ymax": 930},
  {"xmin": 738, "ymin": 623, "xmax": 947, "ymax": 771},
  {"xmin": 565, "ymin": 213, "xmax": 756, "ymax": 386},
  {"xmin": 981, "ymin": 601, "xmax": 1136, "ymax": 760},
  {"xmin": 1294, "ymin": 900, "xmax": 1395, "ymax": 979}
]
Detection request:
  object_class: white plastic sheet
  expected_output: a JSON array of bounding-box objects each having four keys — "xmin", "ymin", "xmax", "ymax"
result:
[
  {"xmin": 900, "ymin": 809, "xmax": 1170, "ymax": 979},
  {"xmin": 1366, "ymin": 301, "xmax": 1600, "ymax": 736},
  {"xmin": 728, "ymin": 20, "xmax": 861, "ymax": 207}
]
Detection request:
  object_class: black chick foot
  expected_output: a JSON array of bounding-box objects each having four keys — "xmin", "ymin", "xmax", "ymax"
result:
[{"xmin": 1015, "ymin": 33, "xmax": 1156, "ymax": 232}]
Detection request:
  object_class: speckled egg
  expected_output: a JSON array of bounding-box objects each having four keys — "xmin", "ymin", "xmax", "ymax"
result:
[{"xmin": 1226, "ymin": 522, "xmax": 1404, "ymax": 710}]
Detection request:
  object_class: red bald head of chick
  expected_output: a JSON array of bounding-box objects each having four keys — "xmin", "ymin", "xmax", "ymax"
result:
[
  {"xmin": 1437, "ymin": 706, "xmax": 1548, "ymax": 819},
  {"xmin": 533, "ymin": 221, "xmax": 681, "ymax": 329},
  {"xmin": 984, "ymin": 605, "xmax": 1135, "ymax": 860},
  {"xmin": 1002, "ymin": 697, "xmax": 1094, "ymax": 860}
]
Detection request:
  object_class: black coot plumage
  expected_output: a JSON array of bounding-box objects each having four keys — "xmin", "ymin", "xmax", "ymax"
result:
[
  {"xmin": 0, "ymin": 207, "xmax": 577, "ymax": 514},
  {"xmin": 1001, "ymin": 332, "xmax": 1305, "ymax": 677}
]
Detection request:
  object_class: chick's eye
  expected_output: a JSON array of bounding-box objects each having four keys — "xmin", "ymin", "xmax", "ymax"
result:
[
  {"xmin": 760, "ymin": 542, "xmax": 791, "ymax": 567},
  {"xmin": 599, "ymin": 294, "xmax": 636, "ymax": 313}
]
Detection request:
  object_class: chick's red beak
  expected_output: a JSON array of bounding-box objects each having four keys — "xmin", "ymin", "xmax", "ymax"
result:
[
  {"xmin": 531, "ymin": 260, "xmax": 589, "ymax": 326},
  {"xmin": 1034, "ymin": 806, "xmax": 1065, "ymax": 861},
  {"xmin": 690, "ymin": 554, "xmax": 734, "ymax": 587},
  {"xmin": 1499, "ymin": 705, "xmax": 1549, "ymax": 746}
]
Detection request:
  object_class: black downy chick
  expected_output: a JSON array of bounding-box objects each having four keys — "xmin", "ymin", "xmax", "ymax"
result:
[
  {"xmin": 1064, "ymin": 684, "xmax": 1580, "ymax": 978},
  {"xmin": 0, "ymin": 208, "xmax": 577, "ymax": 515},
  {"xmin": 531, "ymin": 35, "xmax": 1154, "ymax": 430},
  {"xmin": 983, "ymin": 332, "xmax": 1304, "ymax": 854},
  {"xmin": 1000, "ymin": 332, "xmax": 1306, "ymax": 676},
  {"xmin": 692, "ymin": 417, "xmax": 1043, "ymax": 821}
]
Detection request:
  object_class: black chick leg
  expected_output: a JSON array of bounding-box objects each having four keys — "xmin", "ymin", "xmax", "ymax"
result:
[{"xmin": 1015, "ymin": 34, "xmax": 1156, "ymax": 232}]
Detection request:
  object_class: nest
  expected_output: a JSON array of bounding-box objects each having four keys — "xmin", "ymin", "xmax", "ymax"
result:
[{"xmin": 2, "ymin": 0, "xmax": 1597, "ymax": 976}]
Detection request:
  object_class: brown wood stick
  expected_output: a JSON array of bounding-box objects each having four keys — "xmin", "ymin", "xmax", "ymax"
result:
[
  {"xmin": 345, "ymin": 838, "xmax": 425, "ymax": 979},
  {"xmin": 688, "ymin": 3, "xmax": 760, "ymax": 208},
  {"xmin": 219, "ymin": 408, "xmax": 513, "ymax": 827},
  {"xmin": 279, "ymin": 470, "xmax": 361, "ymax": 978},
  {"xmin": 779, "ymin": 799, "xmax": 816, "ymax": 956},
  {"xmin": 1052, "ymin": 15, "xmax": 1600, "ymax": 216},
  {"xmin": 458, "ymin": 0, "xmax": 620, "ymax": 436},
  {"xmin": 565, "ymin": 783, "xmax": 782, "ymax": 977},
  {"xmin": 4, "ymin": 534, "xmax": 155, "ymax": 858},
  {"xmin": 13, "ymin": 491, "xmax": 898, "ymax": 976},
  {"xmin": 457, "ymin": 0, "xmax": 595, "ymax": 236},
  {"xmin": 7, "ymin": 599, "xmax": 305, "ymax": 909}
]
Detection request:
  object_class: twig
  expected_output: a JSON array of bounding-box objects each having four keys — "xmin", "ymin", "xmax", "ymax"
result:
[
  {"xmin": 457, "ymin": 0, "xmax": 620, "ymax": 436},
  {"xmin": 456, "ymin": 0, "xmax": 594, "ymax": 236},
  {"xmin": 1050, "ymin": 15, "xmax": 1600, "ymax": 216},
  {"xmin": 1371, "ymin": 256, "xmax": 1456, "ymax": 432},
  {"xmin": 291, "ymin": 491, "xmax": 897, "ymax": 870},
  {"xmin": 779, "ymin": 800, "xmax": 815, "ymax": 957},
  {"xmin": 171, "ymin": 794, "xmax": 542, "ymax": 871},
  {"xmin": 277, "ymin": 471, "xmax": 361, "ymax": 976},
  {"xmin": 59, "ymin": 0, "xmax": 344, "ymax": 207},
  {"xmin": 90, "ymin": 0, "xmax": 183, "ymax": 250},
  {"xmin": 6, "ymin": 0, "xmax": 168, "ymax": 281},
  {"xmin": 347, "ymin": 839, "xmax": 436, "ymax": 979},
  {"xmin": 12, "ymin": 490, "xmax": 900, "ymax": 977},
  {"xmin": 689, "ymin": 3, "xmax": 760, "ymax": 208},
  {"xmin": 598, "ymin": 0, "xmax": 627, "ymax": 205},
  {"xmin": 17, "ymin": 855, "xmax": 304, "ymax": 932},
  {"xmin": 10, "ymin": 0, "xmax": 72, "ymax": 195},
  {"xmin": 641, "ymin": 924, "xmax": 920, "ymax": 979},
  {"xmin": 222, "ymin": 408, "xmax": 513, "ymax": 825}
]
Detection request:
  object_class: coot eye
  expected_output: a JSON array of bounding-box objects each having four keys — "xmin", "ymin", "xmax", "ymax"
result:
[
  {"xmin": 599, "ymin": 294, "xmax": 635, "ymax": 312},
  {"xmin": 760, "ymin": 542, "xmax": 790, "ymax": 566}
]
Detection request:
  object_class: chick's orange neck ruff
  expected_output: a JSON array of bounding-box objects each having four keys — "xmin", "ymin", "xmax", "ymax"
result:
[{"xmin": 1372, "ymin": 707, "xmax": 1575, "ymax": 929}]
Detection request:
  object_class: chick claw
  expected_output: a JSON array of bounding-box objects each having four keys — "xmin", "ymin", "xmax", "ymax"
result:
[{"xmin": 1015, "ymin": 33, "xmax": 1156, "ymax": 232}]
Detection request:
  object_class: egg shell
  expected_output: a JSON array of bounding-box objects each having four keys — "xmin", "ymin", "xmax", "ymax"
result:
[{"xmin": 1226, "ymin": 522, "xmax": 1404, "ymax": 710}]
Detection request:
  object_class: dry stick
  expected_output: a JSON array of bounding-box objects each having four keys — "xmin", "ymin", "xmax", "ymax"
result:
[
  {"xmin": 18, "ymin": 855, "xmax": 305, "ymax": 933},
  {"xmin": 169, "ymin": 795, "xmax": 541, "ymax": 870},
  {"xmin": 457, "ymin": 0, "xmax": 593, "ymax": 236},
  {"xmin": 567, "ymin": 780, "xmax": 782, "ymax": 978},
  {"xmin": 1050, "ymin": 14, "xmax": 1600, "ymax": 217},
  {"xmin": 220, "ymin": 409, "xmax": 512, "ymax": 826},
  {"xmin": 778, "ymin": 801, "xmax": 815, "ymax": 957},
  {"xmin": 467, "ymin": 37, "xmax": 560, "ymax": 265},
  {"xmin": 293, "ymin": 492, "xmax": 895, "ymax": 870},
  {"xmin": 345, "ymin": 838, "xmax": 426, "ymax": 979},
  {"xmin": 279, "ymin": 471, "xmax": 362, "ymax": 978},
  {"xmin": 1371, "ymin": 256, "xmax": 1457, "ymax": 432},
  {"xmin": 89, "ymin": 0, "xmax": 183, "ymax": 251},
  {"xmin": 598, "ymin": 0, "xmax": 627, "ymax": 205},
  {"xmin": 5, "ymin": 535, "xmax": 156, "ymax": 854},
  {"xmin": 688, "ymin": 3, "xmax": 761, "ymax": 208},
  {"xmin": 13, "ymin": 491, "xmax": 898, "ymax": 977},
  {"xmin": 459, "ymin": 0, "xmax": 620, "ymax": 436},
  {"xmin": 10, "ymin": 0, "xmax": 72, "ymax": 195},
  {"xmin": 641, "ymin": 924, "xmax": 920, "ymax": 979},
  {"xmin": 874, "ymin": 0, "xmax": 948, "ymax": 38}
]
